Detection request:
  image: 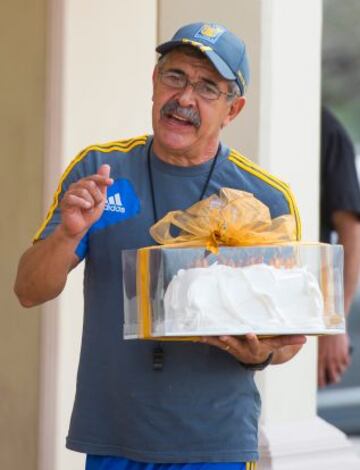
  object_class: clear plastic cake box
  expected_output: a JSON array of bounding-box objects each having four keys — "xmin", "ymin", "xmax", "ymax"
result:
[{"xmin": 122, "ymin": 244, "xmax": 345, "ymax": 340}]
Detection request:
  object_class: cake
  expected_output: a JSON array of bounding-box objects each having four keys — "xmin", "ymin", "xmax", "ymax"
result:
[{"xmin": 162, "ymin": 262, "xmax": 326, "ymax": 334}]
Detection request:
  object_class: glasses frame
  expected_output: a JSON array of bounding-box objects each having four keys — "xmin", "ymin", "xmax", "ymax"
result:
[{"xmin": 158, "ymin": 70, "xmax": 235, "ymax": 101}]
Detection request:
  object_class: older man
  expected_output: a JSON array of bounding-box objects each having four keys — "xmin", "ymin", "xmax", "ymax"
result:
[{"xmin": 15, "ymin": 23, "xmax": 305, "ymax": 470}]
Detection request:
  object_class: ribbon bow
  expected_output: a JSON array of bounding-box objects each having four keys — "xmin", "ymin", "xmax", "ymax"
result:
[{"xmin": 150, "ymin": 188, "xmax": 297, "ymax": 252}]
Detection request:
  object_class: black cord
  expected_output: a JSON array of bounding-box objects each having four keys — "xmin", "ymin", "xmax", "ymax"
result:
[
  {"xmin": 147, "ymin": 139, "xmax": 220, "ymax": 224},
  {"xmin": 147, "ymin": 141, "xmax": 159, "ymax": 223},
  {"xmin": 146, "ymin": 139, "xmax": 220, "ymax": 370}
]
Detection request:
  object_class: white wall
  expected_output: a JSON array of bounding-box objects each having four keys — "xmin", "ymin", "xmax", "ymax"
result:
[{"xmin": 258, "ymin": 0, "xmax": 322, "ymax": 241}]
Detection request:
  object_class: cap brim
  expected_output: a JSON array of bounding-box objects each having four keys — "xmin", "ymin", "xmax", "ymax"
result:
[{"xmin": 156, "ymin": 40, "xmax": 236, "ymax": 82}]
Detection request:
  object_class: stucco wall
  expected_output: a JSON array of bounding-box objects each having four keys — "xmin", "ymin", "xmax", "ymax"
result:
[{"xmin": 0, "ymin": 0, "xmax": 46, "ymax": 468}]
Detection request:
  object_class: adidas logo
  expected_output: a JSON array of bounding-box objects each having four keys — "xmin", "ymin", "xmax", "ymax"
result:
[{"xmin": 104, "ymin": 192, "xmax": 125, "ymax": 213}]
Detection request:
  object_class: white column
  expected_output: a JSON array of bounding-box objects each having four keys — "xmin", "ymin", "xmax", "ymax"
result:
[
  {"xmin": 39, "ymin": 1, "xmax": 156, "ymax": 469},
  {"xmin": 255, "ymin": 0, "xmax": 321, "ymax": 423}
]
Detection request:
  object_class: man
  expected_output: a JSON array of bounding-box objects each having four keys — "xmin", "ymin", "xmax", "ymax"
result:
[
  {"xmin": 318, "ymin": 106, "xmax": 360, "ymax": 387},
  {"xmin": 15, "ymin": 23, "xmax": 306, "ymax": 470}
]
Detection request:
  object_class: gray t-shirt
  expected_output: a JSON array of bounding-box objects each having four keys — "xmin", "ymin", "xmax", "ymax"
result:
[{"xmin": 34, "ymin": 135, "xmax": 301, "ymax": 463}]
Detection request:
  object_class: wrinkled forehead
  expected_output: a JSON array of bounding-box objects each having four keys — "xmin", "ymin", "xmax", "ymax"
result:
[{"xmin": 158, "ymin": 47, "xmax": 223, "ymax": 79}]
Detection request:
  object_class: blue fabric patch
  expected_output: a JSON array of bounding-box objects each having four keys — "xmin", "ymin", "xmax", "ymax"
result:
[
  {"xmin": 93, "ymin": 178, "xmax": 140, "ymax": 229},
  {"xmin": 86, "ymin": 456, "xmax": 247, "ymax": 470},
  {"xmin": 194, "ymin": 24, "xmax": 225, "ymax": 44},
  {"xmin": 75, "ymin": 179, "xmax": 140, "ymax": 260}
]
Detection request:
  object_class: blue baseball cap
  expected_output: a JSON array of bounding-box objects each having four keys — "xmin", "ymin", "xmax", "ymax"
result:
[{"xmin": 156, "ymin": 22, "xmax": 250, "ymax": 96}]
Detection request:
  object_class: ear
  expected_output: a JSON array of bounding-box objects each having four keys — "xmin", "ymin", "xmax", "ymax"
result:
[
  {"xmin": 152, "ymin": 65, "xmax": 158, "ymax": 84},
  {"xmin": 222, "ymin": 96, "xmax": 246, "ymax": 128},
  {"xmin": 152, "ymin": 65, "xmax": 158, "ymax": 102}
]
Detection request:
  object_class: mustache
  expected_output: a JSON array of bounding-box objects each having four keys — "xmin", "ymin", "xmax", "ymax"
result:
[{"xmin": 160, "ymin": 100, "xmax": 201, "ymax": 128}]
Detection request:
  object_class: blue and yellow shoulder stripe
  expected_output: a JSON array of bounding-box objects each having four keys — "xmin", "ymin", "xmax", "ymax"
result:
[
  {"xmin": 33, "ymin": 135, "xmax": 148, "ymax": 242},
  {"xmin": 229, "ymin": 149, "xmax": 302, "ymax": 241},
  {"xmin": 245, "ymin": 462, "xmax": 257, "ymax": 470}
]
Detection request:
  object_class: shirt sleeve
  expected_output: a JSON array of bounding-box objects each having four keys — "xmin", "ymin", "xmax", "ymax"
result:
[{"xmin": 321, "ymin": 108, "xmax": 360, "ymax": 239}]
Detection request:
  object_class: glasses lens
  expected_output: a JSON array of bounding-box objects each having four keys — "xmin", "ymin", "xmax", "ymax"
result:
[
  {"xmin": 195, "ymin": 82, "xmax": 221, "ymax": 100},
  {"xmin": 160, "ymin": 71, "xmax": 186, "ymax": 89}
]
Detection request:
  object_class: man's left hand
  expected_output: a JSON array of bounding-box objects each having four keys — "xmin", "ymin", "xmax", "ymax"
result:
[{"xmin": 201, "ymin": 333, "xmax": 306, "ymax": 366}]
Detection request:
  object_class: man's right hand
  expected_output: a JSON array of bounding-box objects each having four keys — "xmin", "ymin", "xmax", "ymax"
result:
[
  {"xmin": 60, "ymin": 164, "xmax": 113, "ymax": 239},
  {"xmin": 14, "ymin": 164, "xmax": 113, "ymax": 307}
]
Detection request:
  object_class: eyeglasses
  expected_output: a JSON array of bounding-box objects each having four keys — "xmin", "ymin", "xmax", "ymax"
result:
[{"xmin": 158, "ymin": 70, "xmax": 234, "ymax": 101}]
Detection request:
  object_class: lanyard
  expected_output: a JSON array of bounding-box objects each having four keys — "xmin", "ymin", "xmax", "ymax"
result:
[
  {"xmin": 147, "ymin": 139, "xmax": 220, "ymax": 224},
  {"xmin": 146, "ymin": 139, "xmax": 220, "ymax": 370}
]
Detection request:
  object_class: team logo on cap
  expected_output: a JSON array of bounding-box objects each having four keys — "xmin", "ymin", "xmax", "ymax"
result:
[{"xmin": 194, "ymin": 24, "xmax": 225, "ymax": 44}]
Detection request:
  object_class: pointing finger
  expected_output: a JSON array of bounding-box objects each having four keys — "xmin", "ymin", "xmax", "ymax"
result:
[
  {"xmin": 98, "ymin": 164, "xmax": 111, "ymax": 179},
  {"xmin": 96, "ymin": 164, "xmax": 113, "ymax": 195}
]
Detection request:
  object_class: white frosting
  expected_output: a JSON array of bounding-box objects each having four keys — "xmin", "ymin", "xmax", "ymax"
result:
[{"xmin": 162, "ymin": 263, "xmax": 325, "ymax": 334}]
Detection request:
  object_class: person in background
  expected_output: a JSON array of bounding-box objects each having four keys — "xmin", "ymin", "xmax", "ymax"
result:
[{"xmin": 318, "ymin": 106, "xmax": 360, "ymax": 387}]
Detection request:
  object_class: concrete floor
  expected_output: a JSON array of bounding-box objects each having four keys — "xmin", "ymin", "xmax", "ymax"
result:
[{"xmin": 349, "ymin": 436, "xmax": 360, "ymax": 457}]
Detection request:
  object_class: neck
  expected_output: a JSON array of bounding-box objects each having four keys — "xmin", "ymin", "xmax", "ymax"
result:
[{"xmin": 152, "ymin": 138, "xmax": 220, "ymax": 167}]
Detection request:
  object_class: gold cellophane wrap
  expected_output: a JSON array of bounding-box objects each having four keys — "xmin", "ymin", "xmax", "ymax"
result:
[{"xmin": 150, "ymin": 188, "xmax": 297, "ymax": 252}]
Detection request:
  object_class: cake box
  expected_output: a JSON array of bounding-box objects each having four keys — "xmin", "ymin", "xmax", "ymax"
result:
[{"xmin": 122, "ymin": 244, "xmax": 345, "ymax": 340}]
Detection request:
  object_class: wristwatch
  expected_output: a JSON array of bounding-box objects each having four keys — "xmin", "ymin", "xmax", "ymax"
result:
[{"xmin": 237, "ymin": 352, "xmax": 274, "ymax": 371}]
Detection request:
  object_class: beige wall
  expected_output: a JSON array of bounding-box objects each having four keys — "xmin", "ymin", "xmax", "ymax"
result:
[{"xmin": 0, "ymin": 0, "xmax": 46, "ymax": 469}]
